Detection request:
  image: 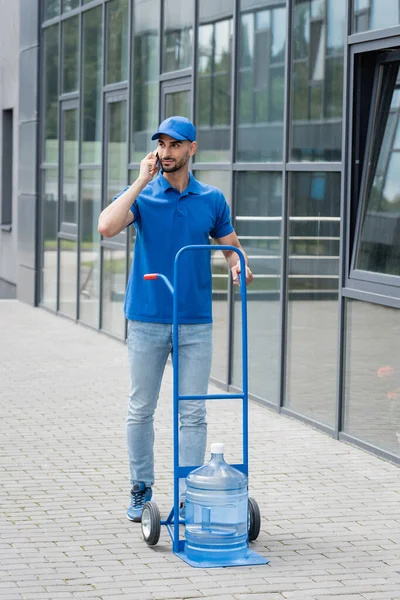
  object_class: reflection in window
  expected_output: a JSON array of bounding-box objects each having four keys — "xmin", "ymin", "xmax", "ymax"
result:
[
  {"xmin": 237, "ymin": 2, "xmax": 286, "ymax": 162},
  {"xmin": 62, "ymin": 16, "xmax": 79, "ymax": 93},
  {"xmin": 355, "ymin": 61, "xmax": 400, "ymax": 277},
  {"xmin": 43, "ymin": 26, "xmax": 59, "ymax": 163},
  {"xmin": 194, "ymin": 170, "xmax": 231, "ymax": 384},
  {"xmin": 165, "ymin": 89, "xmax": 191, "ymax": 119},
  {"xmin": 62, "ymin": 0, "xmax": 79, "ymax": 12},
  {"xmin": 59, "ymin": 239, "xmax": 78, "ymax": 319},
  {"xmin": 107, "ymin": 100, "xmax": 128, "ymax": 204},
  {"xmin": 102, "ymin": 248, "xmax": 127, "ymax": 339},
  {"xmin": 162, "ymin": 0, "xmax": 194, "ymax": 72},
  {"xmin": 285, "ymin": 172, "xmax": 341, "ymax": 427},
  {"xmin": 44, "ymin": 0, "xmax": 60, "ymax": 20},
  {"xmin": 196, "ymin": 0, "xmax": 233, "ymax": 163},
  {"xmin": 233, "ymin": 172, "xmax": 282, "ymax": 403},
  {"xmin": 82, "ymin": 6, "xmax": 103, "ymax": 164},
  {"xmin": 79, "ymin": 170, "xmax": 102, "ymax": 329},
  {"xmin": 40, "ymin": 169, "xmax": 58, "ymax": 311},
  {"xmin": 106, "ymin": 0, "xmax": 129, "ymax": 84},
  {"xmin": 61, "ymin": 108, "xmax": 78, "ymax": 224},
  {"xmin": 344, "ymin": 300, "xmax": 400, "ymax": 459},
  {"xmin": 131, "ymin": 0, "xmax": 160, "ymax": 162},
  {"xmin": 353, "ymin": 0, "xmax": 400, "ymax": 34},
  {"xmin": 291, "ymin": 0, "xmax": 345, "ymax": 161}
]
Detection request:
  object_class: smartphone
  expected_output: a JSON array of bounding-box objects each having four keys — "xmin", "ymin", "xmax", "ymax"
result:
[{"xmin": 155, "ymin": 151, "xmax": 161, "ymax": 170}]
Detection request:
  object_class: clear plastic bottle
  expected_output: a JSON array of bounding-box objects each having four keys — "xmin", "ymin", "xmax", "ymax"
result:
[{"xmin": 184, "ymin": 442, "xmax": 248, "ymax": 563}]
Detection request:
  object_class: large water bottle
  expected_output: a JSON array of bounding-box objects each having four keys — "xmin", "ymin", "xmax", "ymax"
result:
[{"xmin": 184, "ymin": 442, "xmax": 248, "ymax": 563}]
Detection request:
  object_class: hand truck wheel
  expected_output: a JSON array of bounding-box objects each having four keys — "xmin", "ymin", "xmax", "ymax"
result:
[
  {"xmin": 141, "ymin": 501, "xmax": 161, "ymax": 546},
  {"xmin": 248, "ymin": 497, "xmax": 261, "ymax": 542}
]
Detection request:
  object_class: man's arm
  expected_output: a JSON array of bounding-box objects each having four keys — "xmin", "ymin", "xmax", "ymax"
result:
[
  {"xmin": 98, "ymin": 152, "xmax": 159, "ymax": 238},
  {"xmin": 215, "ymin": 231, "xmax": 254, "ymax": 286}
]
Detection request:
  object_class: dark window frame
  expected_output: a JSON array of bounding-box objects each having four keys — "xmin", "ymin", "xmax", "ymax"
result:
[
  {"xmin": 1, "ymin": 109, "xmax": 13, "ymax": 229},
  {"xmin": 349, "ymin": 49, "xmax": 400, "ymax": 290}
]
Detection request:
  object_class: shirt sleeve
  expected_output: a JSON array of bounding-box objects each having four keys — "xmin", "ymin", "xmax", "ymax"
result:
[
  {"xmin": 113, "ymin": 186, "xmax": 140, "ymax": 223},
  {"xmin": 210, "ymin": 191, "xmax": 234, "ymax": 239}
]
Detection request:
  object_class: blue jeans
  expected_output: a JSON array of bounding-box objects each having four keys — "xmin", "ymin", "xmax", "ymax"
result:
[{"xmin": 126, "ymin": 320, "xmax": 212, "ymax": 488}]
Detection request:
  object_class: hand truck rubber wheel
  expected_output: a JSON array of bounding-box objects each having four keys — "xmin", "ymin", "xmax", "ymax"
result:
[
  {"xmin": 141, "ymin": 501, "xmax": 161, "ymax": 546},
  {"xmin": 248, "ymin": 497, "xmax": 261, "ymax": 542}
]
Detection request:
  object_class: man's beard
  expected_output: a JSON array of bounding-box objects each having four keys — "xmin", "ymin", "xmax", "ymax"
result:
[{"xmin": 161, "ymin": 152, "xmax": 190, "ymax": 173}]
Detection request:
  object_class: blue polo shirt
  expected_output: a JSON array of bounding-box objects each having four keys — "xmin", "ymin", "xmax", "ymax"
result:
[{"xmin": 115, "ymin": 172, "xmax": 234, "ymax": 324}]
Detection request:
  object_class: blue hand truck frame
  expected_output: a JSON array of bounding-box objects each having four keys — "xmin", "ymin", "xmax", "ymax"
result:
[{"xmin": 141, "ymin": 245, "xmax": 268, "ymax": 567}]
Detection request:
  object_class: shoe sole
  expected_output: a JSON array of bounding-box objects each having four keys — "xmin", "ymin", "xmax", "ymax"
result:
[{"xmin": 126, "ymin": 514, "xmax": 141, "ymax": 523}]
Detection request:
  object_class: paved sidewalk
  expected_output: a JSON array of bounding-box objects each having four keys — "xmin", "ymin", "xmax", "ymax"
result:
[{"xmin": 1, "ymin": 300, "xmax": 400, "ymax": 600}]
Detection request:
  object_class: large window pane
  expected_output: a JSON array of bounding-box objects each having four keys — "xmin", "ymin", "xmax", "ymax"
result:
[
  {"xmin": 106, "ymin": 99, "xmax": 128, "ymax": 203},
  {"xmin": 285, "ymin": 172, "xmax": 341, "ymax": 427},
  {"xmin": 79, "ymin": 170, "xmax": 102, "ymax": 328},
  {"xmin": 353, "ymin": 0, "xmax": 400, "ymax": 33},
  {"xmin": 40, "ymin": 169, "xmax": 58, "ymax": 310},
  {"xmin": 165, "ymin": 89, "xmax": 191, "ymax": 118},
  {"xmin": 194, "ymin": 170, "xmax": 231, "ymax": 384},
  {"xmin": 344, "ymin": 300, "xmax": 400, "ymax": 459},
  {"xmin": 44, "ymin": 0, "xmax": 60, "ymax": 20},
  {"xmin": 82, "ymin": 6, "xmax": 103, "ymax": 164},
  {"xmin": 106, "ymin": 0, "xmax": 129, "ymax": 84},
  {"xmin": 62, "ymin": 16, "xmax": 79, "ymax": 93},
  {"xmin": 195, "ymin": 0, "xmax": 233, "ymax": 163},
  {"xmin": 355, "ymin": 62, "xmax": 400, "ymax": 277},
  {"xmin": 162, "ymin": 0, "xmax": 194, "ymax": 73},
  {"xmin": 290, "ymin": 0, "xmax": 345, "ymax": 161},
  {"xmin": 43, "ymin": 25, "xmax": 59, "ymax": 163},
  {"xmin": 102, "ymin": 248, "xmax": 127, "ymax": 339},
  {"xmin": 131, "ymin": 0, "xmax": 160, "ymax": 162},
  {"xmin": 59, "ymin": 239, "xmax": 78, "ymax": 319},
  {"xmin": 237, "ymin": 2, "xmax": 286, "ymax": 162},
  {"xmin": 233, "ymin": 172, "xmax": 283, "ymax": 403},
  {"xmin": 61, "ymin": 107, "xmax": 79, "ymax": 224}
]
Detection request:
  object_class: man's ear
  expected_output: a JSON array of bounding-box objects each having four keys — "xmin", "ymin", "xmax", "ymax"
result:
[{"xmin": 189, "ymin": 141, "xmax": 197, "ymax": 157}]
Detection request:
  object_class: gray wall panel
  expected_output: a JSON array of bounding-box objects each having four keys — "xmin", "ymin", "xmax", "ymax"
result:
[
  {"xmin": 17, "ymin": 194, "xmax": 37, "ymax": 269},
  {"xmin": 19, "ymin": 47, "xmax": 38, "ymax": 122},
  {"xmin": 18, "ymin": 121, "xmax": 38, "ymax": 196},
  {"xmin": 16, "ymin": 263, "xmax": 36, "ymax": 304},
  {"xmin": 20, "ymin": 0, "xmax": 39, "ymax": 51}
]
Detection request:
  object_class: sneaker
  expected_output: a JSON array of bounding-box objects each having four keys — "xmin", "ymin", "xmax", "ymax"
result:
[{"xmin": 126, "ymin": 482, "xmax": 152, "ymax": 522}]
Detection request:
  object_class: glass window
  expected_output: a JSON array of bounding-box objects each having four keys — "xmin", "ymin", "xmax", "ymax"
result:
[
  {"xmin": 44, "ymin": 0, "xmax": 60, "ymax": 19},
  {"xmin": 290, "ymin": 0, "xmax": 345, "ymax": 161},
  {"xmin": 102, "ymin": 247, "xmax": 127, "ymax": 339},
  {"xmin": 233, "ymin": 172, "xmax": 283, "ymax": 403},
  {"xmin": 59, "ymin": 239, "xmax": 78, "ymax": 319},
  {"xmin": 355, "ymin": 61, "xmax": 400, "ymax": 278},
  {"xmin": 344, "ymin": 299, "xmax": 400, "ymax": 459},
  {"xmin": 194, "ymin": 170, "xmax": 231, "ymax": 384},
  {"xmin": 82, "ymin": 6, "xmax": 103, "ymax": 164},
  {"xmin": 40, "ymin": 169, "xmax": 58, "ymax": 310},
  {"xmin": 43, "ymin": 25, "xmax": 59, "ymax": 163},
  {"xmin": 79, "ymin": 170, "xmax": 102, "ymax": 328},
  {"xmin": 164, "ymin": 89, "xmax": 191, "ymax": 118},
  {"xmin": 195, "ymin": 0, "xmax": 233, "ymax": 163},
  {"xmin": 285, "ymin": 172, "xmax": 341, "ymax": 426},
  {"xmin": 162, "ymin": 0, "xmax": 194, "ymax": 73},
  {"xmin": 62, "ymin": 16, "xmax": 79, "ymax": 93},
  {"xmin": 106, "ymin": 99, "xmax": 128, "ymax": 203},
  {"xmin": 131, "ymin": 0, "xmax": 160, "ymax": 162},
  {"xmin": 62, "ymin": 0, "xmax": 79, "ymax": 12},
  {"xmin": 106, "ymin": 0, "xmax": 129, "ymax": 85},
  {"xmin": 61, "ymin": 107, "xmax": 79, "ymax": 224},
  {"xmin": 353, "ymin": 0, "xmax": 400, "ymax": 34},
  {"xmin": 237, "ymin": 2, "xmax": 286, "ymax": 162}
]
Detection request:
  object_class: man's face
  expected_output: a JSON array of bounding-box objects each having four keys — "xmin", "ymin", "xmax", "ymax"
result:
[{"xmin": 157, "ymin": 134, "xmax": 197, "ymax": 173}]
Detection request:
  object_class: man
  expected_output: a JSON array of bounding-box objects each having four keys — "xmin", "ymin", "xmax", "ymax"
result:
[{"xmin": 98, "ymin": 116, "xmax": 253, "ymax": 522}]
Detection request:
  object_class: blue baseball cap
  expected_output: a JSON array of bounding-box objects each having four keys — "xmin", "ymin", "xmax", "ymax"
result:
[{"xmin": 151, "ymin": 116, "xmax": 196, "ymax": 142}]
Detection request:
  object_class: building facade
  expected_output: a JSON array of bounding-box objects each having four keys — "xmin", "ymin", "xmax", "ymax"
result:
[{"xmin": 1, "ymin": 0, "xmax": 400, "ymax": 463}]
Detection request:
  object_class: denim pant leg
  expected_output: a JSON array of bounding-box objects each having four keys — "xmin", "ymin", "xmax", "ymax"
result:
[
  {"xmin": 176, "ymin": 323, "xmax": 213, "ymax": 491},
  {"xmin": 126, "ymin": 320, "xmax": 171, "ymax": 486}
]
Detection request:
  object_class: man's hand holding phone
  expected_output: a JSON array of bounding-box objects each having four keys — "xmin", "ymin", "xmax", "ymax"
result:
[{"xmin": 139, "ymin": 150, "xmax": 160, "ymax": 184}]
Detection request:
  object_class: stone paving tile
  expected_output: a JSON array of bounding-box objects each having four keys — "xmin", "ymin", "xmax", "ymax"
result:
[{"xmin": 0, "ymin": 300, "xmax": 400, "ymax": 600}]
